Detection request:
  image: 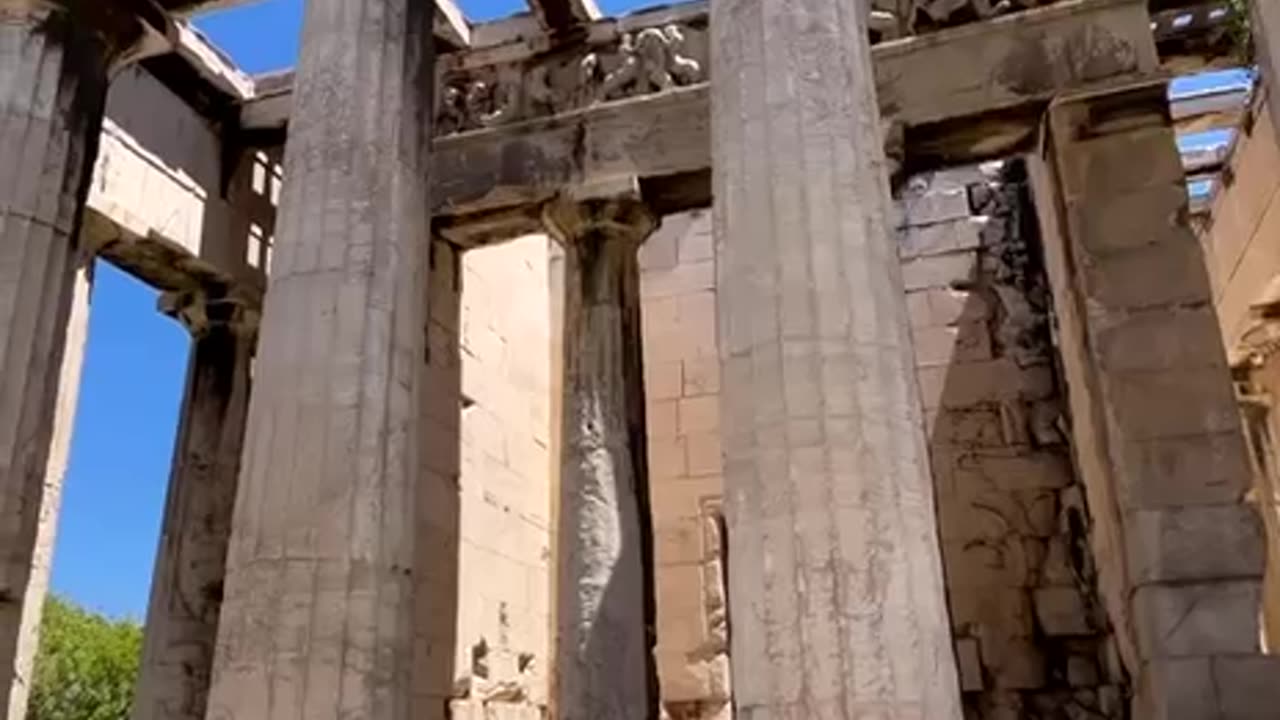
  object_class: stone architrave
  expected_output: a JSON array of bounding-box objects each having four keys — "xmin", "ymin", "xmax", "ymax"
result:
[
  {"xmin": 0, "ymin": 3, "xmax": 147, "ymax": 716},
  {"xmin": 201, "ymin": 0, "xmax": 436, "ymax": 717},
  {"xmin": 709, "ymin": 0, "xmax": 964, "ymax": 717},
  {"xmin": 543, "ymin": 192, "xmax": 657, "ymax": 720},
  {"xmin": 132, "ymin": 292, "xmax": 257, "ymax": 720}
]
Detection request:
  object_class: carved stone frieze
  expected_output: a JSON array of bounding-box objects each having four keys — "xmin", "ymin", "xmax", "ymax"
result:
[
  {"xmin": 431, "ymin": 0, "xmax": 1076, "ymax": 136},
  {"xmin": 435, "ymin": 17, "xmax": 708, "ymax": 136}
]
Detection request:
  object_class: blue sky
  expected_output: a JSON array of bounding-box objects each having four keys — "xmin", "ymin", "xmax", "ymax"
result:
[{"xmin": 54, "ymin": 1, "xmax": 1249, "ymax": 620}]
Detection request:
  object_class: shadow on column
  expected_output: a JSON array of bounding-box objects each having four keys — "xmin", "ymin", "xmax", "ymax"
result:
[
  {"xmin": 413, "ymin": 238, "xmax": 463, "ymax": 720},
  {"xmin": 910, "ymin": 159, "xmax": 1123, "ymax": 719}
]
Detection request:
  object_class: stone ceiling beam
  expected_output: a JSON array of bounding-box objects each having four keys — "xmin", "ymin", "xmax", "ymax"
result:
[
  {"xmin": 435, "ymin": 0, "xmax": 471, "ymax": 49},
  {"xmin": 528, "ymin": 0, "xmax": 601, "ymax": 30}
]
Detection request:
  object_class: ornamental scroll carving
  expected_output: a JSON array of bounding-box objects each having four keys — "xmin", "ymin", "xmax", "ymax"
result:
[{"xmin": 434, "ymin": 19, "xmax": 708, "ymax": 136}]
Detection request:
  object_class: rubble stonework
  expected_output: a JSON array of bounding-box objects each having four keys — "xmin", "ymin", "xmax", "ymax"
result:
[{"xmin": 899, "ymin": 161, "xmax": 1125, "ymax": 720}]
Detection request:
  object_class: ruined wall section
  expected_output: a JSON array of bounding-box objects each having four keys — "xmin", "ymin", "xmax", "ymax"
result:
[
  {"xmin": 899, "ymin": 162, "xmax": 1125, "ymax": 719},
  {"xmin": 638, "ymin": 211, "xmax": 730, "ymax": 720},
  {"xmin": 449, "ymin": 237, "xmax": 554, "ymax": 720}
]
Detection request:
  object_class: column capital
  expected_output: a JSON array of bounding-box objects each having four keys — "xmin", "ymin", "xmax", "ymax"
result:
[
  {"xmin": 0, "ymin": 0, "xmax": 175, "ymax": 67},
  {"xmin": 541, "ymin": 182, "xmax": 658, "ymax": 250},
  {"xmin": 159, "ymin": 289, "xmax": 260, "ymax": 342}
]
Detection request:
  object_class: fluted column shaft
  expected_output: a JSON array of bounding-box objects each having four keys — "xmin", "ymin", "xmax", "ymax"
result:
[
  {"xmin": 710, "ymin": 1, "xmax": 962, "ymax": 717},
  {"xmin": 0, "ymin": 4, "xmax": 137, "ymax": 715},
  {"xmin": 545, "ymin": 196, "xmax": 657, "ymax": 720},
  {"xmin": 133, "ymin": 293, "xmax": 256, "ymax": 720},
  {"xmin": 203, "ymin": 0, "xmax": 434, "ymax": 717}
]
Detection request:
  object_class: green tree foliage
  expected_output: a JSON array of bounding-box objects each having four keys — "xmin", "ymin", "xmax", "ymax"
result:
[
  {"xmin": 1228, "ymin": 0, "xmax": 1254, "ymax": 62},
  {"xmin": 27, "ymin": 595, "xmax": 142, "ymax": 720}
]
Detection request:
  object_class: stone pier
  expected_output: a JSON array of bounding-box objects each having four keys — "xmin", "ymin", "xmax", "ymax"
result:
[
  {"xmin": 1031, "ymin": 82, "xmax": 1280, "ymax": 719},
  {"xmin": 0, "ymin": 3, "xmax": 142, "ymax": 714},
  {"xmin": 710, "ymin": 1, "xmax": 963, "ymax": 717},
  {"xmin": 543, "ymin": 192, "xmax": 657, "ymax": 720},
  {"xmin": 202, "ymin": 0, "xmax": 436, "ymax": 717},
  {"xmin": 133, "ymin": 292, "xmax": 256, "ymax": 720}
]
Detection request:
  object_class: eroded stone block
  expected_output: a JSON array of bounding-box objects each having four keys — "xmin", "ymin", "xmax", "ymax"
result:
[
  {"xmin": 1126, "ymin": 505, "xmax": 1264, "ymax": 585},
  {"xmin": 1133, "ymin": 581, "xmax": 1263, "ymax": 658},
  {"xmin": 1033, "ymin": 587, "xmax": 1093, "ymax": 637}
]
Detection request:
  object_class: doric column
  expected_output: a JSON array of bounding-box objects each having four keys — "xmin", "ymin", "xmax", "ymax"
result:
[
  {"xmin": 7, "ymin": 257, "xmax": 91, "ymax": 720},
  {"xmin": 710, "ymin": 1, "xmax": 963, "ymax": 718},
  {"xmin": 133, "ymin": 291, "xmax": 257, "ymax": 720},
  {"xmin": 543, "ymin": 191, "xmax": 657, "ymax": 720},
  {"xmin": 0, "ymin": 3, "xmax": 151, "ymax": 715},
  {"xmin": 202, "ymin": 0, "xmax": 435, "ymax": 717}
]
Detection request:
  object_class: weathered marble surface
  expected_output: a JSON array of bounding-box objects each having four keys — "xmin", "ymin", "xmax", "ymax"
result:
[
  {"xmin": 133, "ymin": 293, "xmax": 256, "ymax": 720},
  {"xmin": 0, "ymin": 4, "xmax": 139, "ymax": 717},
  {"xmin": 545, "ymin": 194, "xmax": 656, "ymax": 720},
  {"xmin": 202, "ymin": 0, "xmax": 436, "ymax": 717},
  {"xmin": 710, "ymin": 0, "xmax": 962, "ymax": 717}
]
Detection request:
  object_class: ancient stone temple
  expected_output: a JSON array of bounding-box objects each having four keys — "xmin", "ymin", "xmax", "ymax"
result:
[{"xmin": 2, "ymin": 0, "xmax": 1280, "ymax": 718}]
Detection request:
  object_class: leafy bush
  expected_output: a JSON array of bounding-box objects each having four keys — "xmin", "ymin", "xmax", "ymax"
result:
[{"xmin": 27, "ymin": 595, "xmax": 142, "ymax": 720}]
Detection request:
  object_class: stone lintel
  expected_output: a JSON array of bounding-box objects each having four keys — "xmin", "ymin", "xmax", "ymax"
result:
[
  {"xmin": 424, "ymin": 0, "xmax": 1157, "ymax": 220},
  {"xmin": 225, "ymin": 0, "xmax": 1158, "ymax": 235},
  {"xmin": 82, "ymin": 209, "xmax": 266, "ymax": 312}
]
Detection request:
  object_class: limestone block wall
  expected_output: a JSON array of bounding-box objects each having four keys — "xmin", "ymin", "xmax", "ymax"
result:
[
  {"xmin": 449, "ymin": 237, "xmax": 554, "ymax": 719},
  {"xmin": 639, "ymin": 168, "xmax": 1124, "ymax": 719},
  {"xmin": 901, "ymin": 162, "xmax": 1124, "ymax": 719},
  {"xmin": 638, "ymin": 211, "xmax": 730, "ymax": 720}
]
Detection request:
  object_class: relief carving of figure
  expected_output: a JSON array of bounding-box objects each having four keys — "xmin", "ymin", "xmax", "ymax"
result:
[
  {"xmin": 465, "ymin": 80, "xmax": 516, "ymax": 128},
  {"xmin": 438, "ymin": 84, "xmax": 468, "ymax": 134},
  {"xmin": 580, "ymin": 24, "xmax": 703, "ymax": 105}
]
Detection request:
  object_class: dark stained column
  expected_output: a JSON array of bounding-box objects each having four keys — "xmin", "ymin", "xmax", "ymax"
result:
[
  {"xmin": 544, "ymin": 193, "xmax": 657, "ymax": 720},
  {"xmin": 133, "ymin": 292, "xmax": 256, "ymax": 720},
  {"xmin": 0, "ymin": 3, "xmax": 146, "ymax": 716},
  {"xmin": 202, "ymin": 0, "xmax": 436, "ymax": 717}
]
